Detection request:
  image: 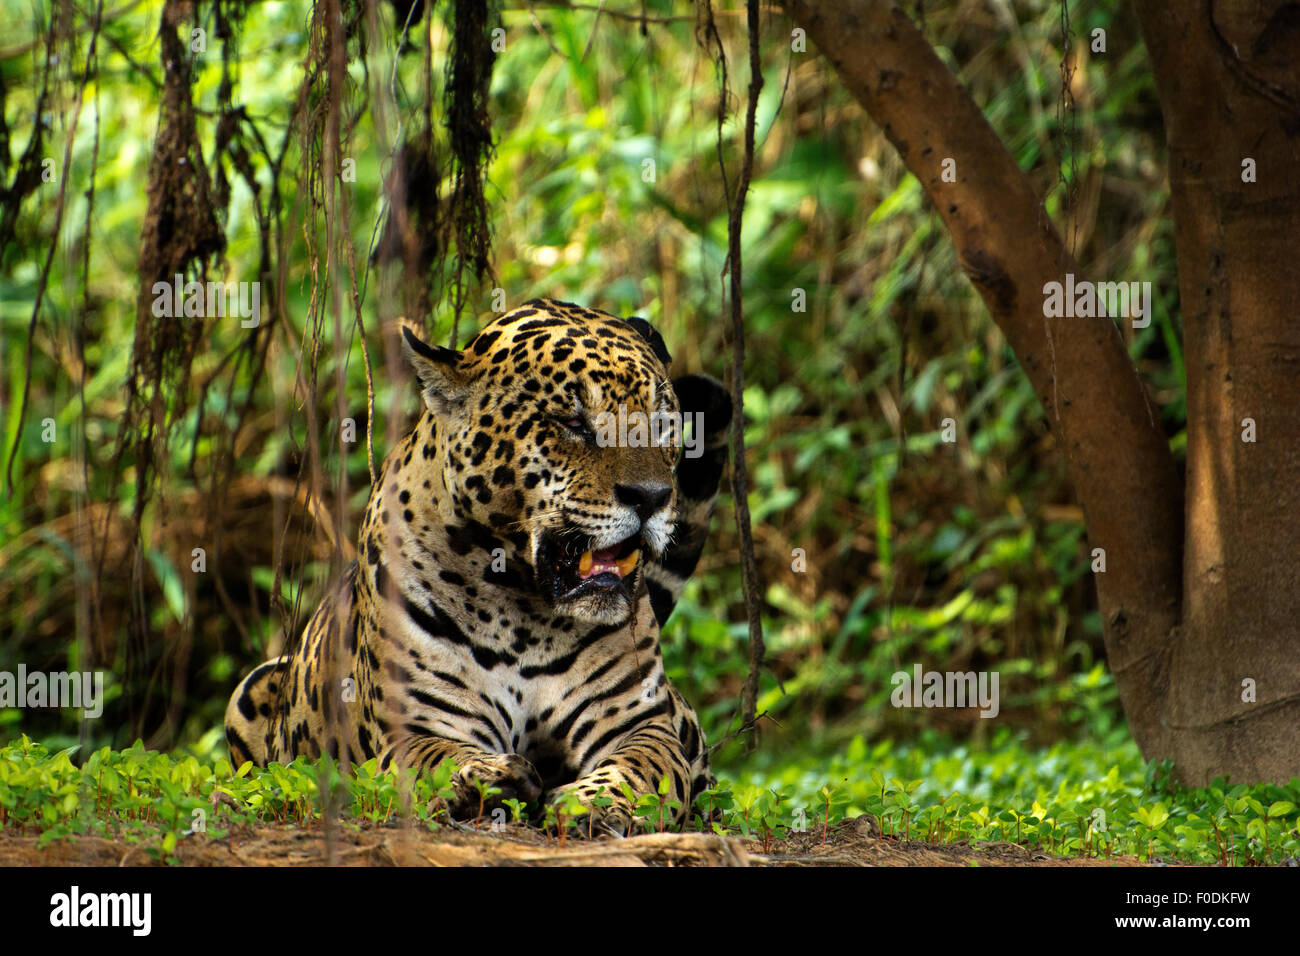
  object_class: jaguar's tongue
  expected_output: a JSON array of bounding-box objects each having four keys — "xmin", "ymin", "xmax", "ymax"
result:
[{"xmin": 578, "ymin": 545, "xmax": 639, "ymax": 579}]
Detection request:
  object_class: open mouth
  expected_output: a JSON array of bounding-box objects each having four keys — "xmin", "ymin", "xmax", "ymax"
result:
[{"xmin": 539, "ymin": 530, "xmax": 643, "ymax": 604}]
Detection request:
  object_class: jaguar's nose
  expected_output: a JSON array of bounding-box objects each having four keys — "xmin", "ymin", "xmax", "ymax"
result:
[{"xmin": 615, "ymin": 482, "xmax": 672, "ymax": 523}]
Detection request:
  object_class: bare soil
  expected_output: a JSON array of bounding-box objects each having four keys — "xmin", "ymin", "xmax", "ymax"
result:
[{"xmin": 0, "ymin": 815, "xmax": 1156, "ymax": 867}]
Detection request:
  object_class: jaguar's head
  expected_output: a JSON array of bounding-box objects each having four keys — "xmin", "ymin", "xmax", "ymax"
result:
[{"xmin": 401, "ymin": 300, "xmax": 683, "ymax": 625}]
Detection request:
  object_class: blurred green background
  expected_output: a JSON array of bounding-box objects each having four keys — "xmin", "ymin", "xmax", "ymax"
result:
[{"xmin": 0, "ymin": 0, "xmax": 1181, "ymax": 793}]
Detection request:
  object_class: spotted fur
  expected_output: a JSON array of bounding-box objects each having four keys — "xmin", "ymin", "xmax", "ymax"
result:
[{"xmin": 226, "ymin": 299, "xmax": 731, "ymax": 834}]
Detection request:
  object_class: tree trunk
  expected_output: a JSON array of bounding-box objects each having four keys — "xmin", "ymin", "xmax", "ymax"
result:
[
  {"xmin": 1135, "ymin": 1, "xmax": 1300, "ymax": 783},
  {"xmin": 784, "ymin": 0, "xmax": 1300, "ymax": 783}
]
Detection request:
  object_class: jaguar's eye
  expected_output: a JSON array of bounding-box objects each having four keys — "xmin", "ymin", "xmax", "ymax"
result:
[{"xmin": 555, "ymin": 415, "xmax": 593, "ymax": 440}]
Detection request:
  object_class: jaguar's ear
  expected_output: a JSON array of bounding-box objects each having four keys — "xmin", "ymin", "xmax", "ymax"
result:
[
  {"xmin": 626, "ymin": 316, "xmax": 672, "ymax": 366},
  {"xmin": 401, "ymin": 324, "xmax": 471, "ymax": 416}
]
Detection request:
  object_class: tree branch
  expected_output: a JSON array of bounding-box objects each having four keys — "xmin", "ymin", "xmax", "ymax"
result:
[{"xmin": 781, "ymin": 0, "xmax": 1185, "ymax": 758}]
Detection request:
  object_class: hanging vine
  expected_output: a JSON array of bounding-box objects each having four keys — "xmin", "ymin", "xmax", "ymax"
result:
[
  {"xmin": 2, "ymin": 0, "xmax": 770, "ymax": 754},
  {"xmin": 701, "ymin": 0, "xmax": 768, "ymax": 745}
]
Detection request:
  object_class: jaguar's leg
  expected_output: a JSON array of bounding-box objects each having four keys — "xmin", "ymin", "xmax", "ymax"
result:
[
  {"xmin": 379, "ymin": 733, "xmax": 544, "ymax": 820},
  {"xmin": 548, "ymin": 716, "xmax": 697, "ymax": 837},
  {"xmin": 225, "ymin": 657, "xmax": 290, "ymax": 766}
]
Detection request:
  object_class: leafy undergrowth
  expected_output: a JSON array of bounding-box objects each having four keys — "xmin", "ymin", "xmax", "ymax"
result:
[
  {"xmin": 0, "ymin": 733, "xmax": 1295, "ymax": 866},
  {"xmin": 722, "ymin": 728, "xmax": 1300, "ymax": 865}
]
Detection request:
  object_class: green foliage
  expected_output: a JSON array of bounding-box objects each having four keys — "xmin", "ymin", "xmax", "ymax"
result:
[
  {"xmin": 542, "ymin": 789, "xmax": 589, "ymax": 841},
  {"xmin": 5, "ymin": 734, "xmax": 1294, "ymax": 865},
  {"xmin": 0, "ymin": 735, "xmax": 459, "ymax": 861},
  {"xmin": 707, "ymin": 730, "xmax": 1300, "ymax": 865}
]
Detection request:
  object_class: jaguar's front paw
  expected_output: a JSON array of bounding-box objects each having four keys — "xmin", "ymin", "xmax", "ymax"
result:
[
  {"xmin": 448, "ymin": 753, "xmax": 543, "ymax": 820},
  {"xmin": 585, "ymin": 804, "xmax": 632, "ymax": 838}
]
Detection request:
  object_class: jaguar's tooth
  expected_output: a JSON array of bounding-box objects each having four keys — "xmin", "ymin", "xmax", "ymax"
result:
[
  {"xmin": 616, "ymin": 549, "xmax": 639, "ymax": 577},
  {"xmin": 578, "ymin": 550, "xmax": 594, "ymax": 576}
]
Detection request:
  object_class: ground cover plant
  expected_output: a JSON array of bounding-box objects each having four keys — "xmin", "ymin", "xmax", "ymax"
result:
[{"xmin": 3, "ymin": 734, "xmax": 1297, "ymax": 866}]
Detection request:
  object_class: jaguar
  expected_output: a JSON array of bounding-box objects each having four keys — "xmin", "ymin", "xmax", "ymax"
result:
[{"xmin": 225, "ymin": 298, "xmax": 731, "ymax": 834}]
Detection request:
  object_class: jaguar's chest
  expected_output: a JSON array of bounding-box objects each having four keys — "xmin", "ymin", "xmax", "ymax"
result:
[{"xmin": 362, "ymin": 569, "xmax": 655, "ymax": 747}]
